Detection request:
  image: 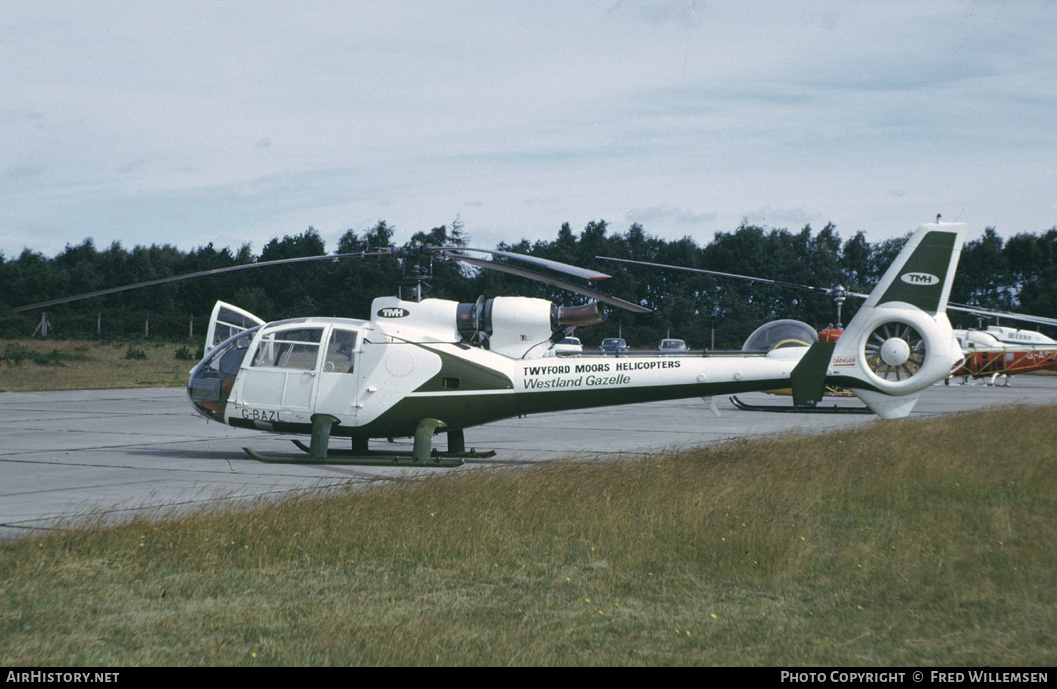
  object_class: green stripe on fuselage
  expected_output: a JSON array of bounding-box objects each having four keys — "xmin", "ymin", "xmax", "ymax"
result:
[
  {"xmin": 233, "ymin": 370, "xmax": 884, "ymax": 440},
  {"xmin": 345, "ymin": 343, "xmax": 885, "ymax": 439},
  {"xmin": 513, "ymin": 377, "xmax": 791, "ymax": 416},
  {"xmin": 356, "ymin": 375, "xmax": 791, "ymax": 438},
  {"xmin": 411, "ymin": 344, "xmax": 515, "ymax": 393}
]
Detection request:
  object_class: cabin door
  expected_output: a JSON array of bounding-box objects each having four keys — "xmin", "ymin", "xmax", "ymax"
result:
[
  {"xmin": 313, "ymin": 327, "xmax": 361, "ymax": 421},
  {"xmin": 236, "ymin": 326, "xmax": 324, "ymax": 417}
]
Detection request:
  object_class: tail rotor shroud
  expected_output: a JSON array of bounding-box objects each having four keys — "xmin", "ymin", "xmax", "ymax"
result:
[{"xmin": 865, "ymin": 321, "xmax": 927, "ymax": 382}]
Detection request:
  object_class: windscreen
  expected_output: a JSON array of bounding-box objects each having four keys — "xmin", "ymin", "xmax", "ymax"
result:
[{"xmin": 188, "ymin": 325, "xmax": 262, "ymax": 422}]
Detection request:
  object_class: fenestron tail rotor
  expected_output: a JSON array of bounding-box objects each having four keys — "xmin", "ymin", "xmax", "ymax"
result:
[{"xmin": 864, "ymin": 322, "xmax": 927, "ymax": 381}]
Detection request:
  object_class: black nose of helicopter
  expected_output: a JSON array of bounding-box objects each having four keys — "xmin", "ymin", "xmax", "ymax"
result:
[{"xmin": 187, "ymin": 326, "xmax": 260, "ymax": 422}]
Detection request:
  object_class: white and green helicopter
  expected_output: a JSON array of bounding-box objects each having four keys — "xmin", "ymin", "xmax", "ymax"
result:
[
  {"xmin": 17, "ymin": 220, "xmax": 967, "ymax": 466},
  {"xmin": 176, "ymin": 219, "xmax": 964, "ymax": 465}
]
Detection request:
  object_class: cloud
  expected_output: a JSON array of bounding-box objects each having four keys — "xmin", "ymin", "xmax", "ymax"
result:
[
  {"xmin": 743, "ymin": 205, "xmax": 817, "ymax": 229},
  {"xmin": 6, "ymin": 162, "xmax": 47, "ymax": 179},
  {"xmin": 1, "ymin": 1, "xmax": 1055, "ymax": 260},
  {"xmin": 608, "ymin": 0, "xmax": 703, "ymax": 26},
  {"xmin": 626, "ymin": 204, "xmax": 716, "ymax": 226}
]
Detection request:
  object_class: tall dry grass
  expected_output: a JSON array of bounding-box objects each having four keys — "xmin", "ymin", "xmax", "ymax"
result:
[
  {"xmin": 2, "ymin": 406, "xmax": 1055, "ymax": 666},
  {"xmin": 0, "ymin": 339, "xmax": 191, "ymax": 391}
]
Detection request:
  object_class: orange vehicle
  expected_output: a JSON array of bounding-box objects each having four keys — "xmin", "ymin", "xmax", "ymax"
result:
[{"xmin": 950, "ymin": 326, "xmax": 1057, "ymax": 385}]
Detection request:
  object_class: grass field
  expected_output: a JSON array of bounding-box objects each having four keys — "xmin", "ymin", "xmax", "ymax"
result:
[
  {"xmin": 2, "ymin": 403, "xmax": 1055, "ymax": 666},
  {"xmin": 0, "ymin": 339, "xmax": 193, "ymax": 392}
]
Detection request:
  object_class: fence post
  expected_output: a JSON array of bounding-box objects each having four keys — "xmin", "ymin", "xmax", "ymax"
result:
[{"xmin": 33, "ymin": 312, "xmax": 51, "ymax": 338}]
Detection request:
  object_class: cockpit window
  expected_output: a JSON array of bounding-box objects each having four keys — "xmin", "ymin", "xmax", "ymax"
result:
[
  {"xmin": 188, "ymin": 324, "xmax": 263, "ymax": 421},
  {"xmin": 250, "ymin": 328, "xmax": 324, "ymax": 371},
  {"xmin": 323, "ymin": 329, "xmax": 358, "ymax": 373}
]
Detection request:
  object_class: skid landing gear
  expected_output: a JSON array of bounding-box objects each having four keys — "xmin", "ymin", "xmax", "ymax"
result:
[
  {"xmin": 244, "ymin": 415, "xmax": 495, "ymax": 466},
  {"xmin": 730, "ymin": 396, "xmax": 873, "ymax": 414}
]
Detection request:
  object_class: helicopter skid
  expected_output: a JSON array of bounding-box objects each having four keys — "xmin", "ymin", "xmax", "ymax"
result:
[
  {"xmin": 291, "ymin": 439, "xmax": 496, "ymax": 460},
  {"xmin": 243, "ymin": 445, "xmax": 467, "ymax": 467},
  {"xmin": 242, "ymin": 415, "xmax": 486, "ymax": 466},
  {"xmin": 730, "ymin": 395, "xmax": 873, "ymax": 414}
]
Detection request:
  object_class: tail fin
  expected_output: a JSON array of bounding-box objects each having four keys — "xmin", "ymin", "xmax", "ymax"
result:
[{"xmin": 826, "ymin": 221, "xmax": 966, "ymax": 418}]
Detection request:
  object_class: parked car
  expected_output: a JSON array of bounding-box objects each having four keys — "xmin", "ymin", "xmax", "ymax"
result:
[
  {"xmin": 600, "ymin": 337, "xmax": 629, "ymax": 354},
  {"xmin": 657, "ymin": 338, "xmax": 688, "ymax": 354},
  {"xmin": 553, "ymin": 336, "xmax": 583, "ymax": 354}
]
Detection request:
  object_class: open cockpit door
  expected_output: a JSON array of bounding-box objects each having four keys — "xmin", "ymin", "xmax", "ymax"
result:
[{"xmin": 206, "ymin": 301, "xmax": 266, "ymax": 353}]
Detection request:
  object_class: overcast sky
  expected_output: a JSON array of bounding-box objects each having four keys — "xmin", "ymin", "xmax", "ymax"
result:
[{"xmin": 3, "ymin": 1, "xmax": 1056, "ymax": 260}]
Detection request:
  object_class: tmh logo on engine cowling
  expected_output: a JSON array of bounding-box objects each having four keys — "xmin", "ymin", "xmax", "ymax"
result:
[{"xmin": 377, "ymin": 307, "xmax": 411, "ymax": 318}]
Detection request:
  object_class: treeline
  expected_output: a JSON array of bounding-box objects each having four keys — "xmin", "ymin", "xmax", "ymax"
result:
[{"xmin": 2, "ymin": 220, "xmax": 1056, "ymax": 349}]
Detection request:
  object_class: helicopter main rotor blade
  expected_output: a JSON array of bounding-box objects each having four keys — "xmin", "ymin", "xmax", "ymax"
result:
[
  {"xmin": 597, "ymin": 256, "xmax": 869, "ymax": 299},
  {"xmin": 600, "ymin": 256, "xmax": 1057, "ymax": 330},
  {"xmin": 11, "ymin": 251, "xmax": 382, "ymax": 313},
  {"xmin": 392, "ymin": 244, "xmax": 611, "ymax": 281},
  {"xmin": 452, "ymin": 248, "xmax": 612, "ymax": 281},
  {"xmin": 454, "ymin": 255, "xmax": 651, "ymax": 313},
  {"xmin": 12, "ymin": 241, "xmax": 618, "ymax": 314}
]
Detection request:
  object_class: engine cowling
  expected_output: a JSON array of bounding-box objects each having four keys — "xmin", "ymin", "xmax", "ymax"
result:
[
  {"xmin": 466, "ymin": 297, "xmax": 605, "ymax": 358},
  {"xmin": 371, "ymin": 295, "xmax": 605, "ymax": 358}
]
